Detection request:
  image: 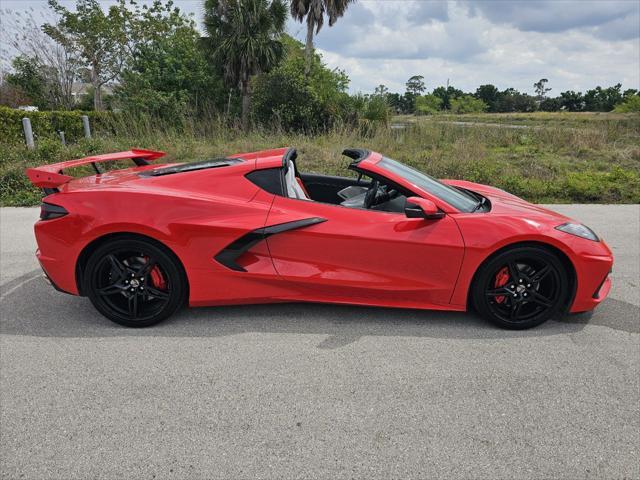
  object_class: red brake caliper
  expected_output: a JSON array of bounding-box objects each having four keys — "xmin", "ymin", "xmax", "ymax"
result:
[
  {"xmin": 149, "ymin": 266, "xmax": 167, "ymax": 290},
  {"xmin": 141, "ymin": 256, "xmax": 167, "ymax": 291},
  {"xmin": 494, "ymin": 267, "xmax": 510, "ymax": 304}
]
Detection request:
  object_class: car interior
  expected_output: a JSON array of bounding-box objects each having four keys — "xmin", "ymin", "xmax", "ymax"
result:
[{"xmin": 285, "ymin": 149, "xmax": 411, "ymax": 214}]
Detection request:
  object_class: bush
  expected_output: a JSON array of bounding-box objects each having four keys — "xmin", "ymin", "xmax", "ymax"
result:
[
  {"xmin": 449, "ymin": 95, "xmax": 487, "ymax": 114},
  {"xmin": 251, "ymin": 35, "xmax": 351, "ymax": 132},
  {"xmin": 361, "ymin": 95, "xmax": 390, "ymax": 123},
  {"xmin": 252, "ymin": 71, "xmax": 328, "ymax": 131},
  {"xmin": 415, "ymin": 94, "xmax": 443, "ymax": 115},
  {"xmin": 539, "ymin": 97, "xmax": 562, "ymax": 112},
  {"xmin": 495, "ymin": 91, "xmax": 537, "ymax": 113},
  {"xmin": 614, "ymin": 95, "xmax": 640, "ymax": 113},
  {"xmin": 0, "ymin": 106, "xmax": 116, "ymax": 145}
]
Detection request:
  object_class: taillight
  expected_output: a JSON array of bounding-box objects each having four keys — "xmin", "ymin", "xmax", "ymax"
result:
[{"xmin": 40, "ymin": 202, "xmax": 68, "ymax": 221}]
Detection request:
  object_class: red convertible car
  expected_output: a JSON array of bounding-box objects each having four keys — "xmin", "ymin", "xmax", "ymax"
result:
[{"xmin": 26, "ymin": 147, "xmax": 613, "ymax": 329}]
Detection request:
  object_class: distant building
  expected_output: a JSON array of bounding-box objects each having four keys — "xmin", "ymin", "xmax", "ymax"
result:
[{"xmin": 71, "ymin": 83, "xmax": 114, "ymax": 103}]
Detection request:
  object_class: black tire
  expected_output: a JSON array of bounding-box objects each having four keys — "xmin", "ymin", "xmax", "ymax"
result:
[
  {"xmin": 83, "ymin": 237, "xmax": 187, "ymax": 327},
  {"xmin": 472, "ymin": 246, "xmax": 569, "ymax": 329}
]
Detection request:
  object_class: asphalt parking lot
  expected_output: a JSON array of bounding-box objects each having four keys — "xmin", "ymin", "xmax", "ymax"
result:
[{"xmin": 1, "ymin": 205, "xmax": 638, "ymax": 479}]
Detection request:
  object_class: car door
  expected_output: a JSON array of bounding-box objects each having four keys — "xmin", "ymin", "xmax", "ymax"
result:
[{"xmin": 263, "ymin": 195, "xmax": 465, "ymax": 308}]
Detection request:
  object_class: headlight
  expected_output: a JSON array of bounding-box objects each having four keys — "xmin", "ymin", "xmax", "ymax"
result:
[{"xmin": 555, "ymin": 223, "xmax": 599, "ymax": 241}]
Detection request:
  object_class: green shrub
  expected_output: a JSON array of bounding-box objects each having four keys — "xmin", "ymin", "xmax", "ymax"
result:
[
  {"xmin": 252, "ymin": 71, "xmax": 328, "ymax": 132},
  {"xmin": 362, "ymin": 95, "xmax": 390, "ymax": 123},
  {"xmin": 0, "ymin": 106, "xmax": 117, "ymax": 145},
  {"xmin": 449, "ymin": 95, "xmax": 488, "ymax": 114},
  {"xmin": 614, "ymin": 95, "xmax": 640, "ymax": 113},
  {"xmin": 415, "ymin": 94, "xmax": 443, "ymax": 115},
  {"xmin": 251, "ymin": 35, "xmax": 351, "ymax": 132}
]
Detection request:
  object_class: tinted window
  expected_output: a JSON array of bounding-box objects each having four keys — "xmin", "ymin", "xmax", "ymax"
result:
[
  {"xmin": 378, "ymin": 157, "xmax": 478, "ymax": 212},
  {"xmin": 246, "ymin": 168, "xmax": 285, "ymax": 196}
]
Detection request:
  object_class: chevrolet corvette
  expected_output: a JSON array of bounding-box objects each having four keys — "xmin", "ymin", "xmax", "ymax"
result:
[{"xmin": 26, "ymin": 147, "xmax": 613, "ymax": 329}]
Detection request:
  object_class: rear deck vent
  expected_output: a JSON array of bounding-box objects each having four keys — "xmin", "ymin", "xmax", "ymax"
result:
[{"xmin": 140, "ymin": 157, "xmax": 243, "ymax": 177}]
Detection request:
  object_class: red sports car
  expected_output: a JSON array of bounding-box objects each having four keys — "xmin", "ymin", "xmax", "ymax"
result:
[{"xmin": 26, "ymin": 147, "xmax": 613, "ymax": 329}]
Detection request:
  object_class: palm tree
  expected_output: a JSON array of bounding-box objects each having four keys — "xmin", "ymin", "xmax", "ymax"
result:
[
  {"xmin": 290, "ymin": 0, "xmax": 354, "ymax": 77},
  {"xmin": 204, "ymin": 0, "xmax": 287, "ymax": 130}
]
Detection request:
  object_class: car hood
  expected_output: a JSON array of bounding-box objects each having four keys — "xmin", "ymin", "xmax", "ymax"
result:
[{"xmin": 442, "ymin": 179, "xmax": 574, "ymax": 222}]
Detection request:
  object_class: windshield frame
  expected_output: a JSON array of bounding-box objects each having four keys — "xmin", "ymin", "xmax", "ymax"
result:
[{"xmin": 373, "ymin": 157, "xmax": 480, "ymax": 213}]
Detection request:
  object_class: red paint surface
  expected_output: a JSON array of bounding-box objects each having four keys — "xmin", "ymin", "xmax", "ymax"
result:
[{"xmin": 28, "ymin": 147, "xmax": 613, "ymax": 314}]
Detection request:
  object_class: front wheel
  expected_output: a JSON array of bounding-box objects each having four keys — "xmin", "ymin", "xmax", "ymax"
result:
[
  {"xmin": 472, "ymin": 246, "xmax": 570, "ymax": 329},
  {"xmin": 83, "ymin": 237, "xmax": 187, "ymax": 327}
]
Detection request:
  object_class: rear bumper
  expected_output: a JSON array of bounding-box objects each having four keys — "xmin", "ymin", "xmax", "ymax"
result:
[
  {"xmin": 37, "ymin": 250, "xmax": 74, "ymax": 295},
  {"xmin": 36, "ymin": 248, "xmax": 79, "ymax": 295}
]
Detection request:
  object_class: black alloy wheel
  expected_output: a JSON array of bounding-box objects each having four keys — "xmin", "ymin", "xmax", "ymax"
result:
[
  {"xmin": 473, "ymin": 246, "xmax": 569, "ymax": 329},
  {"xmin": 84, "ymin": 237, "xmax": 186, "ymax": 327}
]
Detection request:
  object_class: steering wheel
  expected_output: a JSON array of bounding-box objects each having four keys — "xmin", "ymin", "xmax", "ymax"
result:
[{"xmin": 364, "ymin": 179, "xmax": 380, "ymax": 209}]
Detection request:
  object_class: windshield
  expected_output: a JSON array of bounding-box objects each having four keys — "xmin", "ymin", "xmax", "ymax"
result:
[{"xmin": 378, "ymin": 157, "xmax": 479, "ymax": 212}]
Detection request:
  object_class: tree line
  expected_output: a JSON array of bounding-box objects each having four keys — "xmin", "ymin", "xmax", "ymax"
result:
[
  {"xmin": 381, "ymin": 75, "xmax": 639, "ymax": 115},
  {"xmin": 1, "ymin": 0, "xmax": 638, "ymax": 135}
]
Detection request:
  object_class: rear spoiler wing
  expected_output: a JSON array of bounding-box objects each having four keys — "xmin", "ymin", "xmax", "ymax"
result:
[{"xmin": 25, "ymin": 149, "xmax": 166, "ymax": 189}]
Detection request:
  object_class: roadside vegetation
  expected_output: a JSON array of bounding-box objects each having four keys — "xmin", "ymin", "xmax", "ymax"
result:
[{"xmin": 1, "ymin": 111, "xmax": 638, "ymax": 206}]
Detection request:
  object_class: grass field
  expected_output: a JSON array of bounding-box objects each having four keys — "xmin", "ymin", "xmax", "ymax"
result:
[{"xmin": 1, "ymin": 112, "xmax": 638, "ymax": 206}]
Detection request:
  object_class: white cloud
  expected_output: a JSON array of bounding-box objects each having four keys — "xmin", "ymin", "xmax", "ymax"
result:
[
  {"xmin": 464, "ymin": 0, "xmax": 637, "ymax": 34},
  {"xmin": 2, "ymin": 0, "xmax": 638, "ymax": 95},
  {"xmin": 306, "ymin": 0, "xmax": 640, "ymax": 93}
]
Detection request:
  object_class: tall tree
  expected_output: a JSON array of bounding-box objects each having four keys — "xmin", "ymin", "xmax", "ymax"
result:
[
  {"xmin": 403, "ymin": 75, "xmax": 426, "ymax": 113},
  {"xmin": 374, "ymin": 84, "xmax": 388, "ymax": 97},
  {"xmin": 43, "ymin": 0, "xmax": 128, "ymax": 110},
  {"xmin": 474, "ymin": 84, "xmax": 500, "ymax": 112},
  {"xmin": 204, "ymin": 0, "xmax": 287, "ymax": 130},
  {"xmin": 533, "ymin": 78, "xmax": 551, "ymax": 100},
  {"xmin": 290, "ymin": 0, "xmax": 354, "ymax": 78},
  {"xmin": 584, "ymin": 84, "xmax": 623, "ymax": 111},
  {"xmin": 405, "ymin": 75, "xmax": 426, "ymax": 96},
  {"xmin": 559, "ymin": 90, "xmax": 584, "ymax": 112},
  {"xmin": 115, "ymin": 2, "xmax": 224, "ymax": 118},
  {"xmin": 2, "ymin": 8, "xmax": 79, "ymax": 109}
]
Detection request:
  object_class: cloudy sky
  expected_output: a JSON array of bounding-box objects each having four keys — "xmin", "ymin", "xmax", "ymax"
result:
[{"xmin": 2, "ymin": 0, "xmax": 639, "ymax": 95}]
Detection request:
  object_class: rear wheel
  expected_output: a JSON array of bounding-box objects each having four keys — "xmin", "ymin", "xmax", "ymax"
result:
[
  {"xmin": 84, "ymin": 238, "xmax": 186, "ymax": 327},
  {"xmin": 472, "ymin": 246, "xmax": 569, "ymax": 329}
]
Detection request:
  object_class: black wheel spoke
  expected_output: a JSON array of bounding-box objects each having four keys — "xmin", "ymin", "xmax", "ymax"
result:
[
  {"xmin": 145, "ymin": 286, "xmax": 169, "ymax": 300},
  {"xmin": 106, "ymin": 254, "xmax": 127, "ymax": 280},
  {"xmin": 507, "ymin": 261, "xmax": 520, "ymax": 283},
  {"xmin": 138, "ymin": 259, "xmax": 157, "ymax": 277},
  {"xmin": 532, "ymin": 265, "xmax": 551, "ymax": 283},
  {"xmin": 128, "ymin": 294, "xmax": 139, "ymax": 318},
  {"xmin": 509, "ymin": 301, "xmax": 522, "ymax": 319},
  {"xmin": 97, "ymin": 283, "xmax": 123, "ymax": 296},
  {"xmin": 486, "ymin": 286, "xmax": 512, "ymax": 297},
  {"xmin": 530, "ymin": 291, "xmax": 553, "ymax": 308}
]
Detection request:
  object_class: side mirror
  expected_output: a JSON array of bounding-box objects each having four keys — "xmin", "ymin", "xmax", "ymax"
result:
[{"xmin": 404, "ymin": 197, "xmax": 445, "ymax": 220}]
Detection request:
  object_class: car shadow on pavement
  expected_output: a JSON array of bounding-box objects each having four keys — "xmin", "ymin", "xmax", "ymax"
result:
[{"xmin": 1, "ymin": 270, "xmax": 638, "ymax": 345}]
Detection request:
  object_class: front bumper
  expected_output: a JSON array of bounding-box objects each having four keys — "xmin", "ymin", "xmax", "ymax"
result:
[{"xmin": 569, "ymin": 249, "xmax": 614, "ymax": 313}]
